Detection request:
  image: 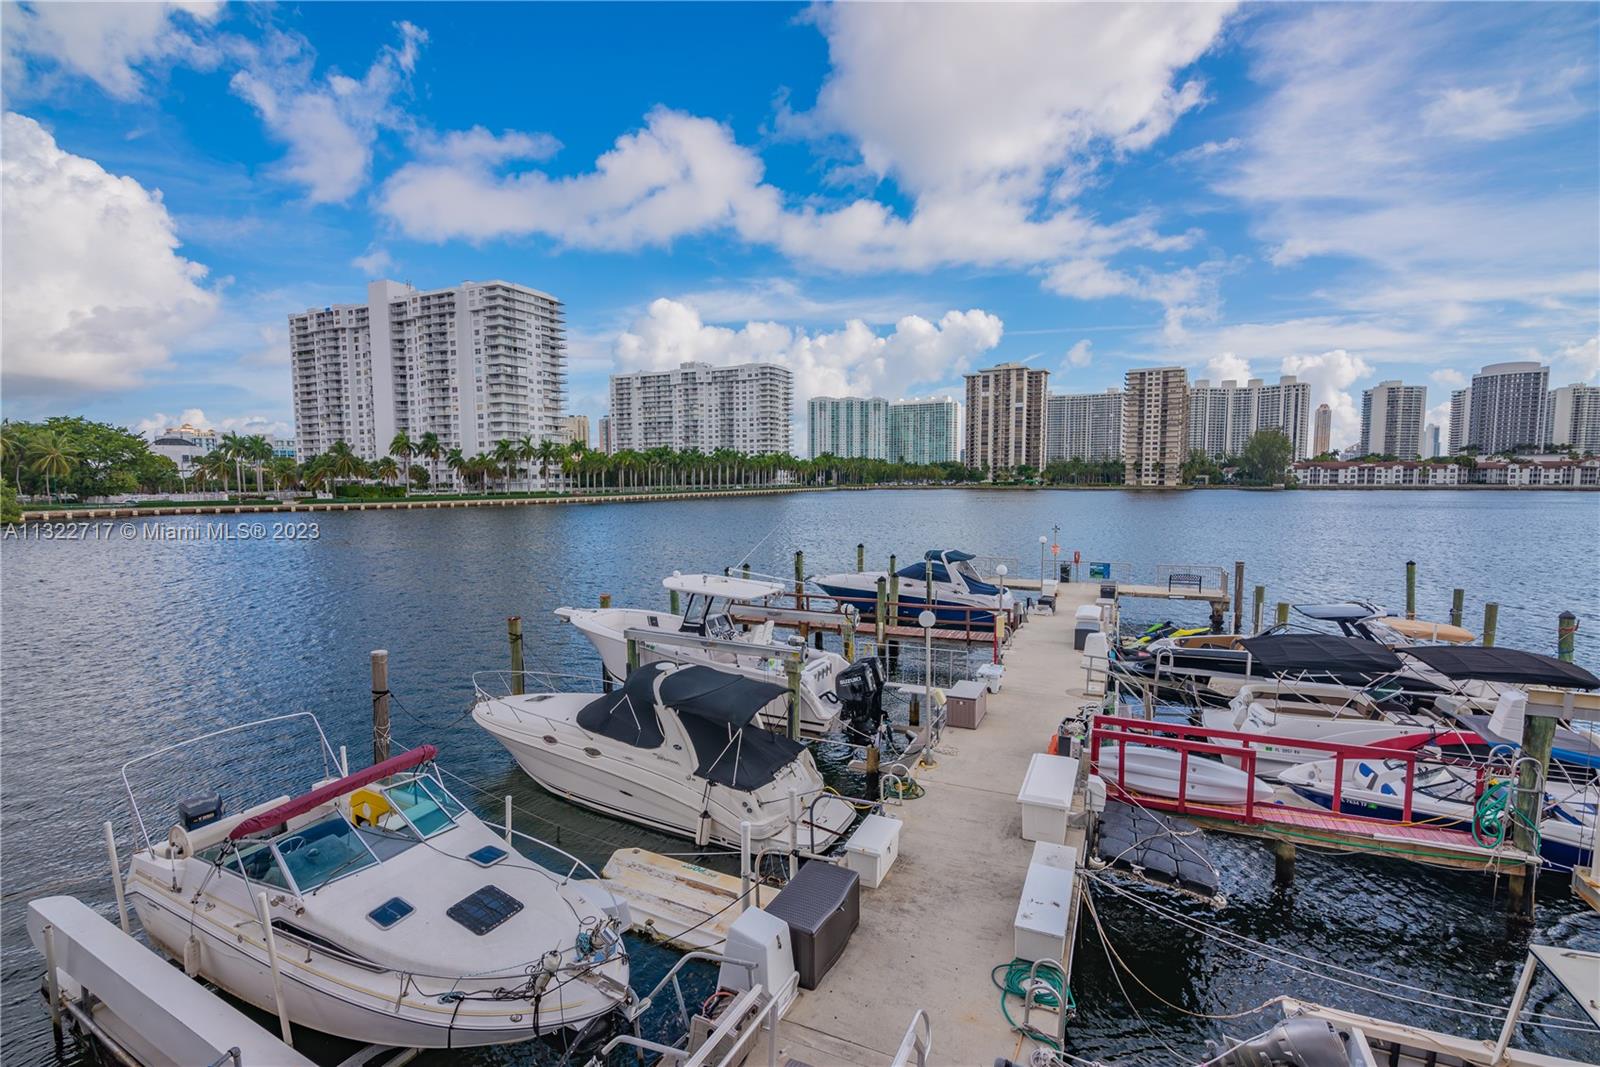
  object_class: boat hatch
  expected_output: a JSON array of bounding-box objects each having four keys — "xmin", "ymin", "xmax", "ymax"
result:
[
  {"xmin": 276, "ymin": 815, "xmax": 379, "ymax": 892},
  {"xmin": 467, "ymin": 845, "xmax": 509, "ymax": 867},
  {"xmin": 447, "ymin": 885, "xmax": 524, "ymax": 935},
  {"xmin": 367, "ymin": 897, "xmax": 414, "ymax": 930}
]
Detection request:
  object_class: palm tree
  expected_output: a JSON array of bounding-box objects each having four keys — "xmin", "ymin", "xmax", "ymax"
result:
[
  {"xmin": 301, "ymin": 457, "xmax": 331, "ymax": 494},
  {"xmin": 373, "ymin": 456, "xmax": 399, "ymax": 487},
  {"xmin": 492, "ymin": 438, "xmax": 520, "ymax": 492},
  {"xmin": 389, "ymin": 432, "xmax": 414, "ymax": 497},
  {"xmin": 326, "ymin": 440, "xmax": 364, "ymax": 486},
  {"xmin": 0, "ymin": 420, "xmax": 29, "ymax": 492},
  {"xmin": 220, "ymin": 431, "xmax": 249, "ymax": 494},
  {"xmin": 241, "ymin": 434, "xmax": 273, "ymax": 493},
  {"xmin": 418, "ymin": 431, "xmax": 443, "ymax": 489},
  {"xmin": 28, "ymin": 431, "xmax": 78, "ymax": 502},
  {"xmin": 517, "ymin": 434, "xmax": 539, "ymax": 488},
  {"xmin": 269, "ymin": 456, "xmax": 300, "ymax": 490},
  {"xmin": 196, "ymin": 449, "xmax": 232, "ymax": 493},
  {"xmin": 535, "ymin": 438, "xmax": 561, "ymax": 488},
  {"xmin": 445, "ymin": 447, "xmax": 467, "ymax": 490}
]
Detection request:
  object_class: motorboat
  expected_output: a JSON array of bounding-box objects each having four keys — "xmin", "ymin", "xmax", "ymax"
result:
[
  {"xmin": 1201, "ymin": 680, "xmax": 1478, "ymax": 779},
  {"xmin": 1278, "ymin": 756, "xmax": 1597, "ymax": 870},
  {"xmin": 118, "ymin": 715, "xmax": 632, "ymax": 1048},
  {"xmin": 813, "ymin": 549, "xmax": 1014, "ymax": 628},
  {"xmin": 1094, "ymin": 743, "xmax": 1275, "ymax": 805},
  {"xmin": 556, "ymin": 573, "xmax": 850, "ymax": 739},
  {"xmin": 473, "ymin": 663, "xmax": 858, "ymax": 853}
]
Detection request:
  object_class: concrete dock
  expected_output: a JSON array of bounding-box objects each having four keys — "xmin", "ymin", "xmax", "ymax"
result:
[{"xmin": 776, "ymin": 583, "xmax": 1100, "ymax": 1066}]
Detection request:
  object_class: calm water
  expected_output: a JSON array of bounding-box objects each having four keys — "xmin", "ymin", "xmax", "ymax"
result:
[{"xmin": 3, "ymin": 488, "xmax": 1598, "ymax": 1065}]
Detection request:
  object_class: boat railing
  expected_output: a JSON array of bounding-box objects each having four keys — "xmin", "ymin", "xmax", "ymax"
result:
[
  {"xmin": 1088, "ymin": 714, "xmax": 1444, "ymax": 826},
  {"xmin": 595, "ymin": 969, "xmax": 800, "ymax": 1067},
  {"xmin": 471, "ymin": 669, "xmax": 609, "ymax": 716},
  {"xmin": 482, "ymin": 818, "xmax": 605, "ymax": 885},
  {"xmin": 888, "ymin": 1008, "xmax": 933, "ymax": 1067}
]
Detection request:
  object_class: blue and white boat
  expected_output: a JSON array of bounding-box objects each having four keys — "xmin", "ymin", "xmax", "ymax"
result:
[
  {"xmin": 1278, "ymin": 756, "xmax": 1597, "ymax": 870},
  {"xmin": 813, "ymin": 549, "xmax": 1014, "ymax": 628}
]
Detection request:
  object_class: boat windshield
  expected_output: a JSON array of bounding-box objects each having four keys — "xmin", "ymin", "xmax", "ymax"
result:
[
  {"xmin": 953, "ymin": 560, "xmax": 1000, "ymax": 595},
  {"xmin": 275, "ymin": 814, "xmax": 378, "ymax": 892},
  {"xmin": 383, "ymin": 775, "xmax": 464, "ymax": 838}
]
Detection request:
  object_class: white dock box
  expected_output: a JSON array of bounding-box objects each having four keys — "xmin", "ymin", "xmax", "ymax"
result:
[
  {"xmin": 841, "ymin": 814, "xmax": 902, "ymax": 889},
  {"xmin": 1030, "ymin": 840, "xmax": 1077, "ymax": 871},
  {"xmin": 1073, "ymin": 604, "xmax": 1101, "ymax": 622},
  {"xmin": 1014, "ymin": 850, "xmax": 1077, "ymax": 963},
  {"xmin": 1017, "ymin": 753, "xmax": 1080, "ymax": 843}
]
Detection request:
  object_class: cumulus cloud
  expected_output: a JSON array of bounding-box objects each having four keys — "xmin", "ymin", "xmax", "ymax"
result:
[
  {"xmin": 1065, "ymin": 340, "xmax": 1093, "ymax": 368},
  {"xmin": 352, "ymin": 246, "xmax": 395, "ymax": 276},
  {"xmin": 1280, "ymin": 349, "xmax": 1375, "ymax": 447},
  {"xmin": 1202, "ymin": 352, "xmax": 1252, "ymax": 383},
  {"xmin": 2, "ymin": 0, "xmax": 222, "ymax": 100},
  {"xmin": 613, "ymin": 299, "xmax": 1003, "ymax": 410},
  {"xmin": 1, "ymin": 112, "xmax": 218, "ymax": 396},
  {"xmin": 1551, "ymin": 336, "xmax": 1600, "ymax": 385},
  {"xmin": 135, "ymin": 408, "xmax": 290, "ymax": 441},
  {"xmin": 231, "ymin": 21, "xmax": 426, "ymax": 203},
  {"xmin": 1430, "ymin": 367, "xmax": 1467, "ymax": 388},
  {"xmin": 378, "ymin": 6, "xmax": 1232, "ymax": 289}
]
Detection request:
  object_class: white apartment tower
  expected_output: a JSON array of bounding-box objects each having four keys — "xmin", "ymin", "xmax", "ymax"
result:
[
  {"xmin": 1123, "ymin": 367, "xmax": 1188, "ymax": 487},
  {"xmin": 808, "ymin": 396, "xmax": 888, "ymax": 459},
  {"xmin": 1547, "ymin": 383, "xmax": 1600, "ymax": 454},
  {"xmin": 1448, "ymin": 389, "xmax": 1470, "ymax": 454},
  {"xmin": 1359, "ymin": 380, "xmax": 1427, "ymax": 459},
  {"xmin": 1312, "ymin": 403, "xmax": 1332, "ymax": 456},
  {"xmin": 1187, "ymin": 375, "xmax": 1313, "ymax": 460},
  {"xmin": 1467, "ymin": 361, "xmax": 1549, "ymax": 454},
  {"xmin": 1046, "ymin": 389, "xmax": 1124, "ymax": 462},
  {"xmin": 887, "ymin": 398, "xmax": 962, "ymax": 465},
  {"xmin": 608, "ymin": 361, "xmax": 793, "ymax": 454},
  {"xmin": 290, "ymin": 279, "xmax": 566, "ymax": 468}
]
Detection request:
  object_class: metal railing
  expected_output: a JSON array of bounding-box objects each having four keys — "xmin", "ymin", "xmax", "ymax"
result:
[
  {"xmin": 888, "ymin": 1009, "xmax": 933, "ymax": 1067},
  {"xmin": 593, "ymin": 968, "xmax": 800, "ymax": 1067}
]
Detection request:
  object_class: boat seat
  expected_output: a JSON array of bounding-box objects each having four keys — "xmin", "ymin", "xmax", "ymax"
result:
[{"xmin": 350, "ymin": 788, "xmax": 393, "ymax": 827}]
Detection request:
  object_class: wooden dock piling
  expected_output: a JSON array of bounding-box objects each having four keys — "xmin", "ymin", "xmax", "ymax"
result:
[
  {"xmin": 1276, "ymin": 601, "xmax": 1289, "ymax": 627},
  {"xmin": 507, "ymin": 617, "xmax": 524, "ymax": 695},
  {"xmin": 1233, "ymin": 560, "xmax": 1245, "ymax": 634},
  {"xmin": 1450, "ymin": 588, "xmax": 1464, "ymax": 628},
  {"xmin": 1483, "ymin": 603, "xmax": 1499, "ymax": 646},
  {"xmin": 370, "ymin": 649, "xmax": 390, "ymax": 764},
  {"xmin": 1405, "ymin": 560, "xmax": 1417, "ymax": 619},
  {"xmin": 856, "ymin": 542, "xmax": 865, "ymax": 572},
  {"xmin": 1252, "ymin": 585, "xmax": 1265, "ymax": 634}
]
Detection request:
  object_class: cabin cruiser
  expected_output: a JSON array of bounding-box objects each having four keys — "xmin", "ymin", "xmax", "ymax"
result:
[
  {"xmin": 118, "ymin": 715, "xmax": 632, "ymax": 1048},
  {"xmin": 1279, "ymin": 756, "xmax": 1597, "ymax": 870},
  {"xmin": 473, "ymin": 663, "xmax": 858, "ymax": 852},
  {"xmin": 1201, "ymin": 680, "xmax": 1479, "ymax": 780},
  {"xmin": 813, "ymin": 549, "xmax": 1013, "ymax": 628},
  {"xmin": 556, "ymin": 573, "xmax": 851, "ymax": 739},
  {"xmin": 1095, "ymin": 743, "xmax": 1275, "ymax": 805}
]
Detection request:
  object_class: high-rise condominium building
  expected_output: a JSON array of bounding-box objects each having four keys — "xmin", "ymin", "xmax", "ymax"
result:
[
  {"xmin": 1448, "ymin": 389, "xmax": 1470, "ymax": 454},
  {"xmin": 290, "ymin": 279, "xmax": 566, "ymax": 468},
  {"xmin": 1187, "ymin": 375, "xmax": 1313, "ymax": 459},
  {"xmin": 608, "ymin": 361, "xmax": 793, "ymax": 455},
  {"xmin": 1547, "ymin": 383, "xmax": 1600, "ymax": 453},
  {"xmin": 597, "ymin": 415, "xmax": 613, "ymax": 454},
  {"xmin": 561, "ymin": 415, "xmax": 589, "ymax": 447},
  {"xmin": 1359, "ymin": 380, "xmax": 1427, "ymax": 459},
  {"xmin": 964, "ymin": 363, "xmax": 1048, "ymax": 472},
  {"xmin": 1123, "ymin": 367, "xmax": 1188, "ymax": 487},
  {"xmin": 1425, "ymin": 423, "xmax": 1441, "ymax": 458},
  {"xmin": 808, "ymin": 396, "xmax": 888, "ymax": 459},
  {"xmin": 887, "ymin": 398, "xmax": 962, "ymax": 465},
  {"xmin": 1046, "ymin": 389, "xmax": 1124, "ymax": 462},
  {"xmin": 1312, "ymin": 404, "xmax": 1332, "ymax": 456},
  {"xmin": 1467, "ymin": 361, "xmax": 1549, "ymax": 454}
]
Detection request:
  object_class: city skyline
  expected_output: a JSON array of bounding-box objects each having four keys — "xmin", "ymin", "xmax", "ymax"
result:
[{"xmin": 2, "ymin": 4, "xmax": 1596, "ymax": 454}]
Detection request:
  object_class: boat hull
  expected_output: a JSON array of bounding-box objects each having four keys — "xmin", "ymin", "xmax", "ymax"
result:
[{"xmin": 1095, "ymin": 744, "xmax": 1275, "ymax": 806}]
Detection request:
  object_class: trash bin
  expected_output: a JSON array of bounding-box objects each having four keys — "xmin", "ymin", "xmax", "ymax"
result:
[{"xmin": 1058, "ymin": 562, "xmax": 1073, "ymax": 583}]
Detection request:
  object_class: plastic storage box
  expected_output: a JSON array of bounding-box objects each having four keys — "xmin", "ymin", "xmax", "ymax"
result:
[
  {"xmin": 763, "ymin": 861, "xmax": 860, "ymax": 989},
  {"xmin": 1014, "ymin": 850, "xmax": 1077, "ymax": 962},
  {"xmin": 841, "ymin": 814, "xmax": 902, "ymax": 888},
  {"xmin": 1017, "ymin": 752, "xmax": 1080, "ymax": 844},
  {"xmin": 945, "ymin": 679, "xmax": 988, "ymax": 729},
  {"xmin": 1073, "ymin": 603, "xmax": 1102, "ymax": 650}
]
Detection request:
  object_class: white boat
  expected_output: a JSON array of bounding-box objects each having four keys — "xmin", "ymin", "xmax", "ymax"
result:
[
  {"xmin": 119, "ymin": 715, "xmax": 632, "ymax": 1049},
  {"xmin": 1278, "ymin": 756, "xmax": 1597, "ymax": 869},
  {"xmin": 556, "ymin": 573, "xmax": 848, "ymax": 738},
  {"xmin": 1201, "ymin": 681, "xmax": 1471, "ymax": 779},
  {"xmin": 473, "ymin": 662, "xmax": 858, "ymax": 852},
  {"xmin": 813, "ymin": 549, "xmax": 1014, "ymax": 629},
  {"xmin": 1096, "ymin": 743, "xmax": 1275, "ymax": 805}
]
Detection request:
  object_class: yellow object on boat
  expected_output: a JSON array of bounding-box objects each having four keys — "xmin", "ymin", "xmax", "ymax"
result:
[{"xmin": 1377, "ymin": 617, "xmax": 1476, "ymax": 644}]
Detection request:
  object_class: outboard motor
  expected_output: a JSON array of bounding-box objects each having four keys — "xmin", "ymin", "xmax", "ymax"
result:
[
  {"xmin": 1205, "ymin": 1018, "xmax": 1350, "ymax": 1067},
  {"xmin": 835, "ymin": 657, "xmax": 886, "ymax": 738},
  {"xmin": 177, "ymin": 791, "xmax": 224, "ymax": 830}
]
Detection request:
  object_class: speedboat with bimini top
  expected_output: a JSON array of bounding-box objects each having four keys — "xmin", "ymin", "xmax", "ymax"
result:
[
  {"xmin": 473, "ymin": 663, "xmax": 858, "ymax": 852},
  {"xmin": 813, "ymin": 549, "xmax": 1013, "ymax": 628},
  {"xmin": 118, "ymin": 714, "xmax": 632, "ymax": 1049},
  {"xmin": 556, "ymin": 572, "xmax": 851, "ymax": 738}
]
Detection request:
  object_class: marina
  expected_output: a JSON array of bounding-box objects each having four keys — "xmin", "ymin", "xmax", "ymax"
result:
[{"xmin": 4, "ymin": 490, "xmax": 1599, "ymax": 1066}]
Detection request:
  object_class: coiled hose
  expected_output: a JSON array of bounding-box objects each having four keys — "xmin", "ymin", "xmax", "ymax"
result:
[
  {"xmin": 1472, "ymin": 780, "xmax": 1541, "ymax": 853},
  {"xmin": 992, "ymin": 958, "xmax": 1075, "ymax": 1050}
]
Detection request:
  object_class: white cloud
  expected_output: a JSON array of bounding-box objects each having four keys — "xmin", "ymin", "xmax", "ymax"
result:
[
  {"xmin": 379, "ymin": 6, "xmax": 1232, "ymax": 290},
  {"xmin": 1421, "ymin": 68, "xmax": 1590, "ymax": 142},
  {"xmin": 1, "ymin": 112, "xmax": 218, "ymax": 396},
  {"xmin": 1551, "ymin": 336, "xmax": 1600, "ymax": 385},
  {"xmin": 1201, "ymin": 353, "xmax": 1252, "ymax": 383},
  {"xmin": 352, "ymin": 246, "xmax": 395, "ymax": 276},
  {"xmin": 1065, "ymin": 340, "xmax": 1093, "ymax": 368},
  {"xmin": 1171, "ymin": 137, "xmax": 1242, "ymax": 164},
  {"xmin": 613, "ymin": 298, "xmax": 1003, "ymax": 411},
  {"xmin": 2, "ymin": 0, "xmax": 221, "ymax": 100},
  {"xmin": 668, "ymin": 278, "xmax": 933, "ymax": 326},
  {"xmin": 1280, "ymin": 349, "xmax": 1375, "ymax": 446},
  {"xmin": 413, "ymin": 125, "xmax": 561, "ymax": 165},
  {"xmin": 1430, "ymin": 367, "xmax": 1467, "ymax": 388},
  {"xmin": 231, "ymin": 21, "xmax": 427, "ymax": 203}
]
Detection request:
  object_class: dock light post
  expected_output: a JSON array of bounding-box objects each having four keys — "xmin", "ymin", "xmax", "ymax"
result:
[{"xmin": 919, "ymin": 609, "xmax": 937, "ymax": 764}]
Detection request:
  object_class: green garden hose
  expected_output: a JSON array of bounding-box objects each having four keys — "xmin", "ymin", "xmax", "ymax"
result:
[
  {"xmin": 992, "ymin": 958, "xmax": 1075, "ymax": 1050},
  {"xmin": 1472, "ymin": 781, "xmax": 1541, "ymax": 853}
]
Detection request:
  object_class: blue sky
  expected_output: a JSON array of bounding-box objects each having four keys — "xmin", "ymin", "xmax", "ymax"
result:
[{"xmin": 2, "ymin": 1, "xmax": 1596, "ymax": 451}]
